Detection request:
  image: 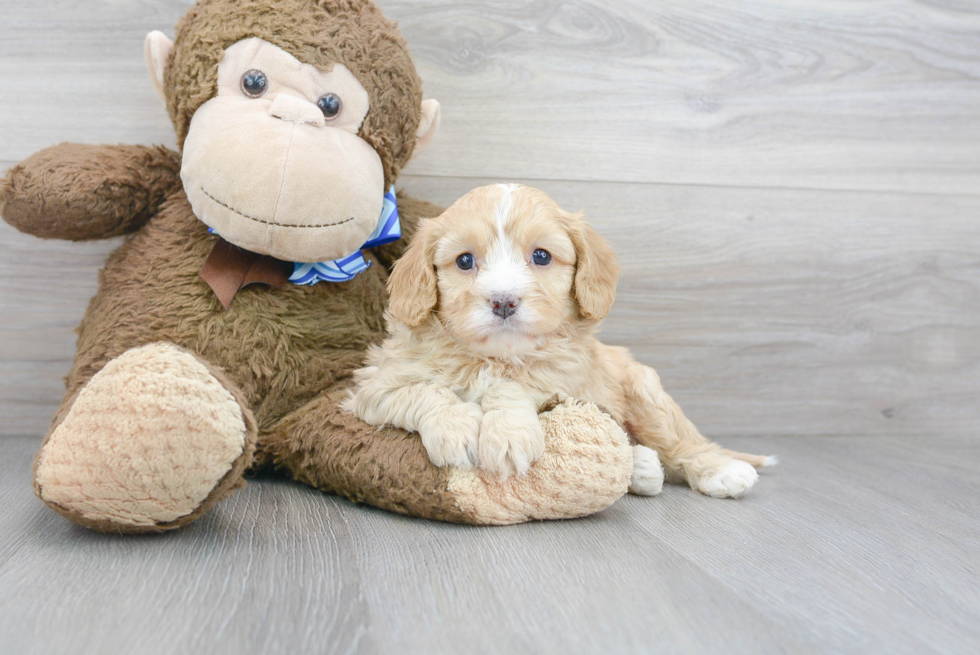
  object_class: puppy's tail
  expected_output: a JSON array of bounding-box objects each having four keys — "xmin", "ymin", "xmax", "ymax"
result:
[{"xmin": 721, "ymin": 449, "xmax": 778, "ymax": 469}]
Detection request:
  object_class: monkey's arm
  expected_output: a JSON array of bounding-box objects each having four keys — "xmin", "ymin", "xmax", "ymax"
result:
[{"xmin": 1, "ymin": 143, "xmax": 182, "ymax": 241}]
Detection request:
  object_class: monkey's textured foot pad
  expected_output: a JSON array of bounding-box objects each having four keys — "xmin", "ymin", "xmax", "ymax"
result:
[
  {"xmin": 446, "ymin": 399, "xmax": 632, "ymax": 524},
  {"xmin": 34, "ymin": 343, "xmax": 255, "ymax": 532}
]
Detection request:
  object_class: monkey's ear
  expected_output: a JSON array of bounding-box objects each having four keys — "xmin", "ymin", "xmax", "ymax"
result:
[
  {"xmin": 387, "ymin": 218, "xmax": 440, "ymax": 326},
  {"xmin": 144, "ymin": 31, "xmax": 175, "ymax": 106},
  {"xmin": 412, "ymin": 99, "xmax": 441, "ymax": 159}
]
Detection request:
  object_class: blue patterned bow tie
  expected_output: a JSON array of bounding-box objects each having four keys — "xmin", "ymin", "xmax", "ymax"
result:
[
  {"xmin": 206, "ymin": 185, "xmax": 401, "ymax": 286},
  {"xmin": 288, "ymin": 186, "xmax": 401, "ymax": 285}
]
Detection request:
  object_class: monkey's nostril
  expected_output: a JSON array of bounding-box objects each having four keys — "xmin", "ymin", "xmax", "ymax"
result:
[{"xmin": 490, "ymin": 294, "xmax": 520, "ymax": 319}]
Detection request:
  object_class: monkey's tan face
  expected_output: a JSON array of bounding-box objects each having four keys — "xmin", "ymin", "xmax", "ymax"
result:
[{"xmin": 181, "ymin": 38, "xmax": 383, "ymax": 263}]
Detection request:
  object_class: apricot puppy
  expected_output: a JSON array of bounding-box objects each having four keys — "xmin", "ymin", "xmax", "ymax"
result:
[{"xmin": 347, "ymin": 184, "xmax": 774, "ymax": 498}]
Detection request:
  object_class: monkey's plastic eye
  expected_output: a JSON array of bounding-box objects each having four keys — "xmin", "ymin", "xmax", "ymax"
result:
[
  {"xmin": 241, "ymin": 70, "xmax": 268, "ymax": 98},
  {"xmin": 532, "ymin": 249, "xmax": 552, "ymax": 266},
  {"xmin": 317, "ymin": 93, "xmax": 342, "ymax": 120},
  {"xmin": 456, "ymin": 253, "xmax": 475, "ymax": 271}
]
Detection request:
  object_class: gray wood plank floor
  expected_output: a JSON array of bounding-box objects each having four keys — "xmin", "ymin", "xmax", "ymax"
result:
[{"xmin": 1, "ymin": 435, "xmax": 977, "ymax": 655}]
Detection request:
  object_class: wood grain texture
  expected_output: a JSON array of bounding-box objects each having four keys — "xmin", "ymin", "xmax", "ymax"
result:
[
  {"xmin": 396, "ymin": 177, "xmax": 980, "ymax": 440},
  {"xmin": 393, "ymin": 0, "xmax": 980, "ymax": 194},
  {"xmin": 2, "ymin": 3, "xmax": 979, "ymax": 654},
  {"xmin": 2, "ymin": 175, "xmax": 978, "ymax": 438},
  {"xmin": 1, "ymin": 1, "xmax": 980, "ymax": 194},
  {"xmin": 1, "ymin": 1, "xmax": 979, "ymax": 439},
  {"xmin": 0, "ymin": 218, "xmax": 119, "ymax": 436},
  {"xmin": 0, "ymin": 435, "xmax": 978, "ymax": 654}
]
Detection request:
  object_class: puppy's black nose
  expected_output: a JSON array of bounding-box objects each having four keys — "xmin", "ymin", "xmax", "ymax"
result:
[{"xmin": 490, "ymin": 294, "xmax": 521, "ymax": 319}]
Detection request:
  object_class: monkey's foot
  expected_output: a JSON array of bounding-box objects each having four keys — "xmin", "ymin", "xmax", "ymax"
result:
[
  {"xmin": 34, "ymin": 343, "xmax": 256, "ymax": 533},
  {"xmin": 445, "ymin": 398, "xmax": 632, "ymax": 524}
]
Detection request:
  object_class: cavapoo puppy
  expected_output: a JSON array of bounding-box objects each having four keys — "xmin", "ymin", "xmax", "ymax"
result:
[{"xmin": 346, "ymin": 184, "xmax": 774, "ymax": 498}]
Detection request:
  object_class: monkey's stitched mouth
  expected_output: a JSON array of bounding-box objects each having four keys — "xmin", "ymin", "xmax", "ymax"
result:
[{"xmin": 201, "ymin": 187, "xmax": 356, "ymax": 228}]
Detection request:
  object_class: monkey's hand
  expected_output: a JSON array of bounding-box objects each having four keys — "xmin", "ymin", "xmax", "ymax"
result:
[{"xmin": 1, "ymin": 143, "xmax": 181, "ymax": 241}]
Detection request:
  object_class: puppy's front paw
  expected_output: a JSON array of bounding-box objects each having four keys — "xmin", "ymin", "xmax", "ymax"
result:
[
  {"xmin": 479, "ymin": 408, "xmax": 545, "ymax": 480},
  {"xmin": 420, "ymin": 402, "xmax": 483, "ymax": 470},
  {"xmin": 629, "ymin": 445, "xmax": 664, "ymax": 496},
  {"xmin": 695, "ymin": 460, "xmax": 759, "ymax": 498}
]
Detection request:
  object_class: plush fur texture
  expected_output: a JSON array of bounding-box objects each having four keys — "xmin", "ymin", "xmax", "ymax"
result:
[
  {"xmin": 1, "ymin": 0, "xmax": 633, "ymax": 532},
  {"xmin": 263, "ymin": 386, "xmax": 631, "ymax": 523},
  {"xmin": 178, "ymin": 37, "xmax": 390, "ymax": 262},
  {"xmin": 35, "ymin": 343, "xmax": 259, "ymax": 533},
  {"xmin": 6, "ymin": 148, "xmax": 629, "ymax": 530},
  {"xmin": 35, "ymin": 343, "xmax": 254, "ymax": 531},
  {"xmin": 166, "ymin": 0, "xmax": 422, "ymax": 186},
  {"xmin": 0, "ymin": 144, "xmax": 181, "ymax": 241},
  {"xmin": 446, "ymin": 397, "xmax": 632, "ymax": 524},
  {"xmin": 350, "ymin": 184, "xmax": 774, "ymax": 497}
]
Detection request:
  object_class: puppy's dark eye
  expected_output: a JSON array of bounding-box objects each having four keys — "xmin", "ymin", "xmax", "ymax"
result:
[
  {"xmin": 456, "ymin": 253, "xmax": 475, "ymax": 271},
  {"xmin": 532, "ymin": 249, "xmax": 552, "ymax": 266},
  {"xmin": 241, "ymin": 70, "xmax": 268, "ymax": 98},
  {"xmin": 317, "ymin": 93, "xmax": 342, "ymax": 120}
]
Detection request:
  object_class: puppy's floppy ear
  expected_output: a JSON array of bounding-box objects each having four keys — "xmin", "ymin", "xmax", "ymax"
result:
[
  {"xmin": 388, "ymin": 217, "xmax": 440, "ymax": 326},
  {"xmin": 562, "ymin": 210, "xmax": 620, "ymax": 321}
]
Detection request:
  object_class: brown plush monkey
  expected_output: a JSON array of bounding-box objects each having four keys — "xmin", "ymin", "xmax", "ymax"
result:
[{"xmin": 0, "ymin": 0, "xmax": 633, "ymax": 533}]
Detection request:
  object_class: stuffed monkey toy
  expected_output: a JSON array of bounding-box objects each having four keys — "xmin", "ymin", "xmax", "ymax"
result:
[{"xmin": 0, "ymin": 0, "xmax": 632, "ymax": 533}]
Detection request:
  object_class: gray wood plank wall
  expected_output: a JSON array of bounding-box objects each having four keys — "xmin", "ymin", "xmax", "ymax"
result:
[{"xmin": 1, "ymin": 0, "xmax": 978, "ymax": 439}]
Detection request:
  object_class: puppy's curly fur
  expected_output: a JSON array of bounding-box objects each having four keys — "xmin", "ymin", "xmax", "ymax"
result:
[{"xmin": 348, "ymin": 184, "xmax": 774, "ymax": 497}]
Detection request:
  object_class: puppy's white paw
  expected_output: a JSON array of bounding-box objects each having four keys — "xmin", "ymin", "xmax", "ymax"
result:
[
  {"xmin": 419, "ymin": 402, "xmax": 483, "ymax": 470},
  {"xmin": 696, "ymin": 460, "xmax": 759, "ymax": 499},
  {"xmin": 629, "ymin": 445, "xmax": 664, "ymax": 496},
  {"xmin": 479, "ymin": 408, "xmax": 546, "ymax": 480}
]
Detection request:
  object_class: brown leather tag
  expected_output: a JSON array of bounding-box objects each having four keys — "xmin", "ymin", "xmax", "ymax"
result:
[{"xmin": 199, "ymin": 238, "xmax": 292, "ymax": 309}]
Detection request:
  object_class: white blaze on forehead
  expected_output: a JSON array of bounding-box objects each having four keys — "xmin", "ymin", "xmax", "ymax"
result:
[
  {"xmin": 494, "ymin": 183, "xmax": 520, "ymax": 230},
  {"xmin": 480, "ymin": 184, "xmax": 532, "ymax": 298}
]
